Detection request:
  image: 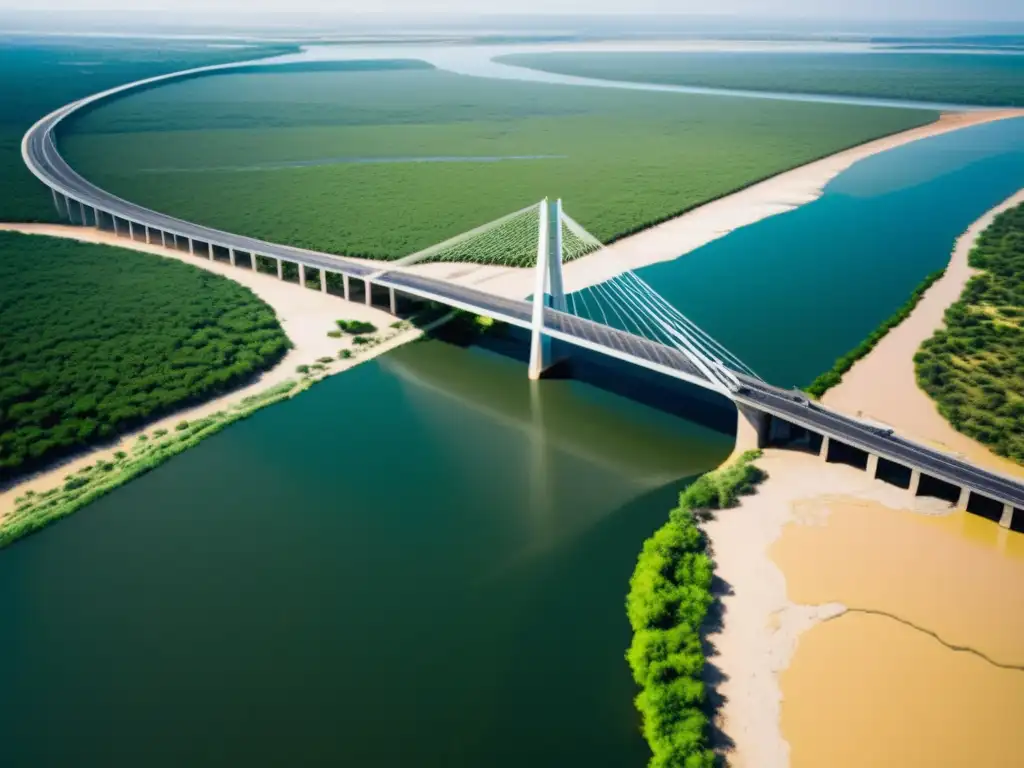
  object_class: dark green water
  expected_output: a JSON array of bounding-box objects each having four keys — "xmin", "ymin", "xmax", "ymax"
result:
[
  {"xmin": 0, "ymin": 340, "xmax": 731, "ymax": 767},
  {"xmin": 2, "ymin": 117, "xmax": 1024, "ymax": 767}
]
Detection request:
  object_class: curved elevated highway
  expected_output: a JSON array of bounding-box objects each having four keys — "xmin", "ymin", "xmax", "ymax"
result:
[{"xmin": 21, "ymin": 61, "xmax": 1024, "ymax": 524}]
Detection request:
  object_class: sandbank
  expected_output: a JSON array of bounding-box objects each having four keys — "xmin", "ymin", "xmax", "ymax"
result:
[
  {"xmin": 405, "ymin": 110, "xmax": 1024, "ymax": 301},
  {"xmin": 702, "ymin": 449, "xmax": 952, "ymax": 767},
  {"xmin": 0, "ymin": 224, "xmax": 422, "ymax": 520},
  {"xmin": 821, "ymin": 188, "xmax": 1024, "ymax": 480}
]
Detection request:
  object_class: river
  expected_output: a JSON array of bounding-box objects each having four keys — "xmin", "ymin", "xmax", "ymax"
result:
[{"xmin": 3, "ymin": 60, "xmax": 1024, "ymax": 766}]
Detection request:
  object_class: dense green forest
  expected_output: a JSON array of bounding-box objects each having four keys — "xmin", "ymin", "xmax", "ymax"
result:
[
  {"xmin": 0, "ymin": 37, "xmax": 295, "ymax": 222},
  {"xmin": 626, "ymin": 451, "xmax": 765, "ymax": 768},
  {"xmin": 62, "ymin": 65, "xmax": 935, "ymax": 262},
  {"xmin": 915, "ymin": 203, "xmax": 1024, "ymax": 463},
  {"xmin": 0, "ymin": 232, "xmax": 289, "ymax": 481},
  {"xmin": 499, "ymin": 52, "xmax": 1024, "ymax": 107}
]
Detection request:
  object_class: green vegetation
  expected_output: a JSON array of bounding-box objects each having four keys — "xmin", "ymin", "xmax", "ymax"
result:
[
  {"xmin": 62, "ymin": 66, "xmax": 936, "ymax": 263},
  {"xmin": 806, "ymin": 269, "xmax": 945, "ymax": 397},
  {"xmin": 336, "ymin": 319, "xmax": 377, "ymax": 334},
  {"xmin": 499, "ymin": 52, "xmax": 1024, "ymax": 107},
  {"xmin": 915, "ymin": 203, "xmax": 1024, "ymax": 462},
  {"xmin": 626, "ymin": 450, "xmax": 766, "ymax": 768},
  {"xmin": 2, "ymin": 379, "xmax": 301, "ymax": 548},
  {"xmin": 0, "ymin": 232, "xmax": 289, "ymax": 481},
  {"xmin": 0, "ymin": 38, "xmax": 295, "ymax": 222}
]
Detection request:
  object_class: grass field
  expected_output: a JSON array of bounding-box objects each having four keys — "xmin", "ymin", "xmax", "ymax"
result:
[
  {"xmin": 60, "ymin": 65, "xmax": 937, "ymax": 262},
  {"xmin": 0, "ymin": 37, "xmax": 295, "ymax": 222},
  {"xmin": 0, "ymin": 231, "xmax": 289, "ymax": 482},
  {"xmin": 498, "ymin": 52, "xmax": 1024, "ymax": 108},
  {"xmin": 915, "ymin": 202, "xmax": 1024, "ymax": 463}
]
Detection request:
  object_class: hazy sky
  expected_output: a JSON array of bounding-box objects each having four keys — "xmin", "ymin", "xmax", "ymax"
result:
[{"xmin": 1, "ymin": 0, "xmax": 1021, "ymax": 22}]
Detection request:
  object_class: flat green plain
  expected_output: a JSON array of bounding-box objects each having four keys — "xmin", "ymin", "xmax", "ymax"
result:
[
  {"xmin": 0, "ymin": 39, "xmax": 295, "ymax": 222},
  {"xmin": 498, "ymin": 52, "xmax": 1024, "ymax": 107},
  {"xmin": 61, "ymin": 66, "xmax": 937, "ymax": 260}
]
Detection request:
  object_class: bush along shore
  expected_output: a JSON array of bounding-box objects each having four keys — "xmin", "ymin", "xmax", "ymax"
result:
[
  {"xmin": 805, "ymin": 269, "xmax": 945, "ymax": 398},
  {"xmin": 0, "ymin": 321, "xmax": 423, "ymax": 549},
  {"xmin": 626, "ymin": 450, "xmax": 767, "ymax": 768}
]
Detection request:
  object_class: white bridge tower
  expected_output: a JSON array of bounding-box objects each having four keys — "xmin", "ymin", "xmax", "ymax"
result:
[{"xmin": 528, "ymin": 198, "xmax": 567, "ymax": 380}]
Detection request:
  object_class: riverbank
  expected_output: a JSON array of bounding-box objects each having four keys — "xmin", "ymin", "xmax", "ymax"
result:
[
  {"xmin": 821, "ymin": 188, "xmax": 1024, "ymax": 480},
  {"xmin": 0, "ymin": 224, "xmax": 423, "ymax": 527},
  {"xmin": 424, "ymin": 110, "xmax": 1024, "ymax": 300},
  {"xmin": 701, "ymin": 449, "xmax": 978, "ymax": 767}
]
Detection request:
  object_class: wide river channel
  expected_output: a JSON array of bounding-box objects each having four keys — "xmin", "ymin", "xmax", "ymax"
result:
[{"xmin": 2, "ymin": 111, "xmax": 1023, "ymax": 764}]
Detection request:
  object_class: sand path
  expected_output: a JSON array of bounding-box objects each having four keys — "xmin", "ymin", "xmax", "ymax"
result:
[
  {"xmin": 821, "ymin": 188, "xmax": 1024, "ymax": 480},
  {"xmin": 0, "ymin": 224, "xmax": 422, "ymax": 519}
]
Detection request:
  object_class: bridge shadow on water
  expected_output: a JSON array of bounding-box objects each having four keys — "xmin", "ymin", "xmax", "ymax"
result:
[{"xmin": 427, "ymin": 321, "xmax": 738, "ymax": 439}]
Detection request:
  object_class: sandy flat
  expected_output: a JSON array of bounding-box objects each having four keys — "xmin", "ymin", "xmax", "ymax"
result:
[
  {"xmin": 0, "ymin": 224, "xmax": 420, "ymax": 519},
  {"xmin": 397, "ymin": 110, "xmax": 1024, "ymax": 301},
  {"xmin": 821, "ymin": 188, "xmax": 1024, "ymax": 480},
  {"xmin": 703, "ymin": 450, "xmax": 951, "ymax": 767}
]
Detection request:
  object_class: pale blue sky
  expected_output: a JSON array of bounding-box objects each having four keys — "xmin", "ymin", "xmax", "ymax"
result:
[{"xmin": 1, "ymin": 0, "xmax": 1021, "ymax": 22}]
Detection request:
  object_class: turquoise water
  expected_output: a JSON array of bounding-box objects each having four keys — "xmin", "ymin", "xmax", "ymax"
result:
[{"xmin": 635, "ymin": 117, "xmax": 1024, "ymax": 387}]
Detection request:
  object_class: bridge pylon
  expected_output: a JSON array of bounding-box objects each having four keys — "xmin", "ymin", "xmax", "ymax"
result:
[{"xmin": 528, "ymin": 198, "xmax": 567, "ymax": 380}]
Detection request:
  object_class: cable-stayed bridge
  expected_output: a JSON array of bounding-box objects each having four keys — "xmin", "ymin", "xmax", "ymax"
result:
[{"xmin": 21, "ymin": 77, "xmax": 1024, "ymax": 525}]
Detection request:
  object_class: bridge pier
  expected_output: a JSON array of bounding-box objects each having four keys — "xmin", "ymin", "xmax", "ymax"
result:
[
  {"xmin": 160, "ymin": 230, "xmax": 166, "ymax": 248},
  {"xmin": 128, "ymin": 220, "xmax": 134, "ymax": 240},
  {"xmin": 389, "ymin": 287, "xmax": 397, "ymax": 315},
  {"xmin": 229, "ymin": 247, "xmax": 236, "ymax": 267},
  {"xmin": 908, "ymin": 468, "xmax": 922, "ymax": 496},
  {"xmin": 52, "ymin": 189, "xmax": 62, "ymax": 218},
  {"xmin": 819, "ymin": 435, "xmax": 831, "ymax": 460},
  {"xmin": 343, "ymin": 274, "xmax": 350, "ymax": 301},
  {"xmin": 866, "ymin": 453, "xmax": 879, "ymax": 479},
  {"xmin": 298, "ymin": 263, "xmax": 305, "ymax": 287},
  {"xmin": 958, "ymin": 486, "xmax": 971, "ymax": 510},
  {"xmin": 735, "ymin": 404, "xmax": 769, "ymax": 452},
  {"xmin": 276, "ymin": 258, "xmax": 283, "ymax": 280},
  {"xmin": 365, "ymin": 280, "xmax": 373, "ymax": 306},
  {"xmin": 1000, "ymin": 504, "xmax": 1014, "ymax": 529},
  {"xmin": 79, "ymin": 200, "xmax": 87, "ymax": 226},
  {"xmin": 94, "ymin": 207, "xmax": 101, "ymax": 229},
  {"xmin": 320, "ymin": 270, "xmax": 327, "ymax": 293},
  {"xmin": 188, "ymin": 238, "xmax": 194, "ymax": 255}
]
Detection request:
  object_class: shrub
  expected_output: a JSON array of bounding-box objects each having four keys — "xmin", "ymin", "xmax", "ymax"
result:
[
  {"xmin": 626, "ymin": 450, "xmax": 764, "ymax": 768},
  {"xmin": 153, "ymin": 429, "xmax": 168, "ymax": 438},
  {"xmin": 352, "ymin": 336, "xmax": 372, "ymax": 346},
  {"xmin": 175, "ymin": 421, "xmax": 189, "ymax": 431},
  {"xmin": 317, "ymin": 356, "xmax": 334, "ymax": 364},
  {"xmin": 339, "ymin": 349, "xmax": 353, "ymax": 360},
  {"xmin": 336, "ymin": 319, "xmax": 377, "ymax": 335},
  {"xmin": 327, "ymin": 330, "xmax": 342, "ymax": 338},
  {"xmin": 296, "ymin": 364, "xmax": 310, "ymax": 374}
]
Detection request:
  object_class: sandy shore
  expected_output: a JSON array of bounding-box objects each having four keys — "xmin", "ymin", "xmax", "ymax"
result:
[
  {"xmin": 821, "ymin": 188, "xmax": 1024, "ymax": 480},
  {"xmin": 400, "ymin": 110, "xmax": 1024, "ymax": 301},
  {"xmin": 703, "ymin": 450, "xmax": 951, "ymax": 767},
  {"xmin": 0, "ymin": 224, "xmax": 421, "ymax": 520}
]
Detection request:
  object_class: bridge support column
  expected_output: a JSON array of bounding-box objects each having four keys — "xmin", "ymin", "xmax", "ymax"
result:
[
  {"xmin": 51, "ymin": 189, "xmax": 62, "ymax": 218},
  {"xmin": 94, "ymin": 207, "xmax": 101, "ymax": 229},
  {"xmin": 957, "ymin": 486, "xmax": 971, "ymax": 510},
  {"xmin": 1000, "ymin": 504, "xmax": 1014, "ymax": 529},
  {"xmin": 866, "ymin": 453, "xmax": 879, "ymax": 479},
  {"xmin": 207, "ymin": 243, "xmax": 214, "ymax": 260},
  {"xmin": 128, "ymin": 221, "xmax": 134, "ymax": 240},
  {"xmin": 819, "ymin": 435, "xmax": 830, "ymax": 460},
  {"xmin": 343, "ymin": 274, "xmax": 350, "ymax": 301},
  {"xmin": 389, "ymin": 287, "xmax": 396, "ymax": 314},
  {"xmin": 145, "ymin": 226, "xmax": 152, "ymax": 244},
  {"xmin": 528, "ymin": 198, "xmax": 566, "ymax": 380},
  {"xmin": 908, "ymin": 468, "xmax": 921, "ymax": 496},
  {"xmin": 229, "ymin": 248, "xmax": 236, "ymax": 267},
  {"xmin": 160, "ymin": 230, "xmax": 166, "ymax": 248},
  {"xmin": 188, "ymin": 238, "xmax": 194, "ymax": 255},
  {"xmin": 79, "ymin": 200, "xmax": 87, "ymax": 226},
  {"xmin": 112, "ymin": 217, "xmax": 120, "ymax": 237},
  {"xmin": 299, "ymin": 263, "xmax": 306, "ymax": 287},
  {"xmin": 320, "ymin": 270, "xmax": 327, "ymax": 293},
  {"xmin": 276, "ymin": 259, "xmax": 283, "ymax": 280},
  {"xmin": 365, "ymin": 280, "xmax": 373, "ymax": 306},
  {"xmin": 735, "ymin": 404, "xmax": 769, "ymax": 452}
]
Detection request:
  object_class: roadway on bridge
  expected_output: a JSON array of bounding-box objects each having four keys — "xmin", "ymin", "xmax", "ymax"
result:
[{"xmin": 22, "ymin": 79, "xmax": 1024, "ymax": 513}]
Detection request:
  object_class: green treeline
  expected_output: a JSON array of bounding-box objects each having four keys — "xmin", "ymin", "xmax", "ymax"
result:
[
  {"xmin": 806, "ymin": 269, "xmax": 945, "ymax": 398},
  {"xmin": 915, "ymin": 202, "xmax": 1024, "ymax": 463},
  {"xmin": 0, "ymin": 232, "xmax": 290, "ymax": 481},
  {"xmin": 626, "ymin": 450, "xmax": 766, "ymax": 768}
]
